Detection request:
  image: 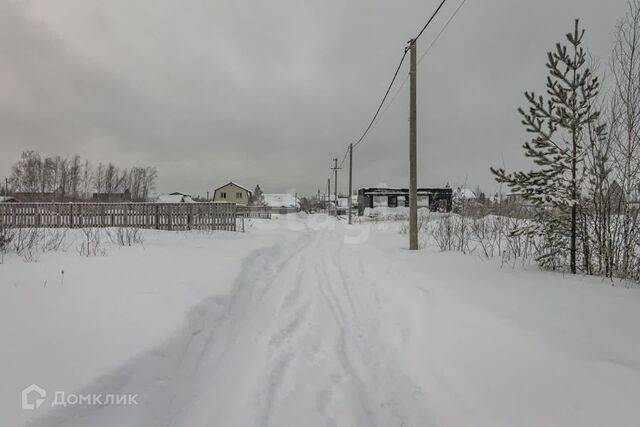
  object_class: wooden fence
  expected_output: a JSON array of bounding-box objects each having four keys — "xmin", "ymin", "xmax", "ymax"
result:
[
  {"xmin": 236, "ymin": 206, "xmax": 272, "ymax": 219},
  {"xmin": 0, "ymin": 202, "xmax": 238, "ymax": 231}
]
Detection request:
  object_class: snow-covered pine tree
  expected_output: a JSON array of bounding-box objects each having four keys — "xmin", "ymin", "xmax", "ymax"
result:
[
  {"xmin": 491, "ymin": 20, "xmax": 606, "ymax": 274},
  {"xmin": 251, "ymin": 184, "xmax": 265, "ymax": 206}
]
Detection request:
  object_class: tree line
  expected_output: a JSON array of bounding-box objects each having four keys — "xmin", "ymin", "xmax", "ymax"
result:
[
  {"xmin": 492, "ymin": 2, "xmax": 640, "ymax": 283},
  {"xmin": 4, "ymin": 150, "xmax": 158, "ymax": 201}
]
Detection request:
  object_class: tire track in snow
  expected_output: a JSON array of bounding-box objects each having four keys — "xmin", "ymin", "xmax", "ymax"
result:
[
  {"xmin": 29, "ymin": 229, "xmax": 316, "ymax": 427},
  {"xmin": 259, "ymin": 233, "xmax": 317, "ymax": 427},
  {"xmin": 313, "ymin": 232, "xmax": 381, "ymax": 427},
  {"xmin": 30, "ymin": 220, "xmax": 439, "ymax": 427}
]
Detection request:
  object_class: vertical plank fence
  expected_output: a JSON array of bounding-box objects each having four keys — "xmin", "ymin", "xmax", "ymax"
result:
[
  {"xmin": 0, "ymin": 202, "xmax": 238, "ymax": 231},
  {"xmin": 236, "ymin": 206, "xmax": 272, "ymax": 219}
]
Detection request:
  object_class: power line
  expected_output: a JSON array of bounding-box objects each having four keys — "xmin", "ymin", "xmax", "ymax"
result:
[
  {"xmin": 376, "ymin": 0, "xmax": 469, "ymax": 127},
  {"xmin": 351, "ymin": 0, "xmax": 455, "ymax": 150},
  {"xmin": 352, "ymin": 49, "xmax": 409, "ymax": 149},
  {"xmin": 338, "ymin": 145, "xmax": 349, "ymax": 168},
  {"xmin": 326, "ymin": 0, "xmax": 463, "ymax": 193},
  {"xmin": 413, "ymin": 0, "xmax": 448, "ymax": 43},
  {"xmin": 418, "ymin": 0, "xmax": 468, "ymax": 64}
]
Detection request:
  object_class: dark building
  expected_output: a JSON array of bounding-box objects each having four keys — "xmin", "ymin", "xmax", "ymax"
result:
[
  {"xmin": 357, "ymin": 187, "xmax": 452, "ymax": 216},
  {"xmin": 91, "ymin": 189, "xmax": 132, "ymax": 203},
  {"xmin": 14, "ymin": 186, "xmax": 65, "ymax": 202}
]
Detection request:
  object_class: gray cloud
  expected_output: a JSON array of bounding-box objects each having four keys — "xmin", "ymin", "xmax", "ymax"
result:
[{"xmin": 0, "ymin": 0, "xmax": 626, "ymax": 197}]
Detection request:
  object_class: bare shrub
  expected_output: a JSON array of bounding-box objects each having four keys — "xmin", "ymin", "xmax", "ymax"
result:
[
  {"xmin": 77, "ymin": 228, "xmax": 106, "ymax": 257},
  {"xmin": 470, "ymin": 216, "xmax": 496, "ymax": 258},
  {"xmin": 0, "ymin": 226, "xmax": 14, "ymax": 264},
  {"xmin": 11, "ymin": 228, "xmax": 43, "ymax": 262},
  {"xmin": 42, "ymin": 229, "xmax": 70, "ymax": 252},
  {"xmin": 106, "ymin": 228, "xmax": 145, "ymax": 247},
  {"xmin": 432, "ymin": 214, "xmax": 455, "ymax": 252},
  {"xmin": 453, "ymin": 214, "xmax": 472, "ymax": 254}
]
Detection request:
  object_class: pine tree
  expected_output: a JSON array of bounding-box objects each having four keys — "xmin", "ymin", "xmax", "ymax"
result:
[
  {"xmin": 251, "ymin": 184, "xmax": 265, "ymax": 206},
  {"xmin": 491, "ymin": 20, "xmax": 606, "ymax": 274}
]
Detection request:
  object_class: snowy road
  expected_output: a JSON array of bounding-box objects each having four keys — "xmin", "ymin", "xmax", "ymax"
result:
[{"xmin": 5, "ymin": 216, "xmax": 640, "ymax": 426}]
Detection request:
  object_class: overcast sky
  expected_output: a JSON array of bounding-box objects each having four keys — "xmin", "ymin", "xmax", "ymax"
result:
[{"xmin": 0, "ymin": 0, "xmax": 628, "ymax": 197}]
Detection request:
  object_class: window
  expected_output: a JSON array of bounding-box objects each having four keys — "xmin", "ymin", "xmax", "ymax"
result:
[
  {"xmin": 373, "ymin": 196, "xmax": 388, "ymax": 207},
  {"xmin": 236, "ymin": 192, "xmax": 242, "ymax": 198},
  {"xmin": 417, "ymin": 195, "xmax": 430, "ymax": 207},
  {"xmin": 221, "ymin": 192, "xmax": 226, "ymax": 198}
]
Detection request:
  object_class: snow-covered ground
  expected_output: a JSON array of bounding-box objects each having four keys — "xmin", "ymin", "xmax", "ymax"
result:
[{"xmin": 1, "ymin": 215, "xmax": 639, "ymax": 426}]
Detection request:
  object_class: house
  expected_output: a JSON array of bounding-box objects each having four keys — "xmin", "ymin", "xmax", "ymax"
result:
[
  {"xmin": 169, "ymin": 191, "xmax": 192, "ymax": 197},
  {"xmin": 263, "ymin": 193, "xmax": 299, "ymax": 214},
  {"xmin": 91, "ymin": 189, "xmax": 132, "ymax": 203},
  {"xmin": 453, "ymin": 187, "xmax": 477, "ymax": 201},
  {"xmin": 157, "ymin": 194, "xmax": 196, "ymax": 203},
  {"xmin": 357, "ymin": 187, "xmax": 452, "ymax": 216},
  {"xmin": 0, "ymin": 196, "xmax": 19, "ymax": 203},
  {"xmin": 213, "ymin": 182, "xmax": 252, "ymax": 205},
  {"xmin": 14, "ymin": 185, "xmax": 65, "ymax": 202}
]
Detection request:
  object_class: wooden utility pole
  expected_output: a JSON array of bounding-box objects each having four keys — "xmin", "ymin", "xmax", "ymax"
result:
[
  {"xmin": 331, "ymin": 158, "xmax": 341, "ymax": 217},
  {"xmin": 409, "ymin": 39, "xmax": 418, "ymax": 250},
  {"xmin": 348, "ymin": 144, "xmax": 353, "ymax": 224},
  {"xmin": 327, "ymin": 178, "xmax": 331, "ymax": 214}
]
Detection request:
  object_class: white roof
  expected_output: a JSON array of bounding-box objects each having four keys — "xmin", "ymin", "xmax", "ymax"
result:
[
  {"xmin": 263, "ymin": 193, "xmax": 298, "ymax": 208},
  {"xmin": 215, "ymin": 181, "xmax": 252, "ymax": 194},
  {"xmin": 454, "ymin": 187, "xmax": 477, "ymax": 200},
  {"xmin": 158, "ymin": 194, "xmax": 196, "ymax": 203}
]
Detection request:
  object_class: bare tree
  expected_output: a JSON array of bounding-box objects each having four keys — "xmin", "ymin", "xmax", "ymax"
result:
[
  {"xmin": 81, "ymin": 159, "xmax": 92, "ymax": 199},
  {"xmin": 93, "ymin": 162, "xmax": 105, "ymax": 194},
  {"xmin": 611, "ymin": 0, "xmax": 640, "ymax": 280},
  {"xmin": 69, "ymin": 154, "xmax": 82, "ymax": 200}
]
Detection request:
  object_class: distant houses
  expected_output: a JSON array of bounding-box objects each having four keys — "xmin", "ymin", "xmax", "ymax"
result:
[
  {"xmin": 452, "ymin": 187, "xmax": 477, "ymax": 202},
  {"xmin": 213, "ymin": 182, "xmax": 252, "ymax": 205},
  {"xmin": 91, "ymin": 189, "xmax": 132, "ymax": 203},
  {"xmin": 334, "ymin": 196, "xmax": 358, "ymax": 216},
  {"xmin": 263, "ymin": 193, "xmax": 299, "ymax": 214},
  {"xmin": 13, "ymin": 185, "xmax": 65, "ymax": 202},
  {"xmin": 338, "ymin": 195, "xmax": 358, "ymax": 209},
  {"xmin": 157, "ymin": 193, "xmax": 195, "ymax": 203}
]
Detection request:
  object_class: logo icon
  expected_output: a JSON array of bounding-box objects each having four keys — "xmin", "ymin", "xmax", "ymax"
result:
[{"xmin": 22, "ymin": 384, "xmax": 46, "ymax": 410}]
